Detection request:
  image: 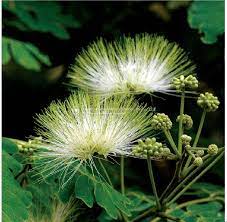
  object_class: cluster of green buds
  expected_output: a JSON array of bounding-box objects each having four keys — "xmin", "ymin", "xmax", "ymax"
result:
[
  {"xmin": 151, "ymin": 113, "xmax": 172, "ymax": 130},
  {"xmin": 207, "ymin": 144, "xmax": 219, "ymax": 156},
  {"xmin": 176, "ymin": 114, "xmax": 193, "ymax": 130},
  {"xmin": 17, "ymin": 137, "xmax": 42, "ymax": 153},
  {"xmin": 181, "ymin": 134, "xmax": 192, "ymax": 145},
  {"xmin": 197, "ymin": 92, "xmax": 220, "ymax": 112},
  {"xmin": 132, "ymin": 138, "xmax": 171, "ymax": 158},
  {"xmin": 18, "ymin": 144, "xmax": 34, "ymax": 153},
  {"xmin": 193, "ymin": 157, "xmax": 203, "ymax": 167},
  {"xmin": 172, "ymin": 75, "xmax": 198, "ymax": 91},
  {"xmin": 185, "ymin": 144, "xmax": 204, "ymax": 166},
  {"xmin": 195, "ymin": 150, "xmax": 204, "ymax": 157}
]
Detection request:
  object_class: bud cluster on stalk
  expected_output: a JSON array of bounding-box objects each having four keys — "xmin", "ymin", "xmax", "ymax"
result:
[{"xmin": 132, "ymin": 138, "xmax": 171, "ymax": 159}]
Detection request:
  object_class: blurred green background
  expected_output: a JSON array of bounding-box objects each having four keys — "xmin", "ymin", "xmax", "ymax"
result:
[{"xmin": 2, "ymin": 1, "xmax": 224, "ymax": 189}]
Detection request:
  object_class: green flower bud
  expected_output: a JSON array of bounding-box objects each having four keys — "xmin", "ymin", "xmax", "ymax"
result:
[
  {"xmin": 17, "ymin": 144, "xmax": 23, "ymax": 151},
  {"xmin": 162, "ymin": 148, "xmax": 171, "ymax": 156},
  {"xmin": 193, "ymin": 157, "xmax": 203, "ymax": 166},
  {"xmin": 138, "ymin": 139, "xmax": 145, "ymax": 146},
  {"xmin": 172, "ymin": 75, "xmax": 198, "ymax": 91},
  {"xmin": 176, "ymin": 114, "xmax": 193, "ymax": 130},
  {"xmin": 207, "ymin": 144, "xmax": 218, "ymax": 156},
  {"xmin": 185, "ymin": 144, "xmax": 191, "ymax": 150},
  {"xmin": 151, "ymin": 113, "xmax": 172, "ymax": 130},
  {"xmin": 196, "ymin": 150, "xmax": 204, "ymax": 157},
  {"xmin": 145, "ymin": 138, "xmax": 153, "ymax": 145},
  {"xmin": 184, "ymin": 75, "xmax": 199, "ymax": 89},
  {"xmin": 154, "ymin": 151, "xmax": 160, "ymax": 156},
  {"xmin": 132, "ymin": 137, "xmax": 168, "ymax": 158},
  {"xmin": 24, "ymin": 148, "xmax": 29, "ymax": 152},
  {"xmin": 181, "ymin": 134, "xmax": 192, "ymax": 145},
  {"xmin": 197, "ymin": 92, "xmax": 220, "ymax": 112}
]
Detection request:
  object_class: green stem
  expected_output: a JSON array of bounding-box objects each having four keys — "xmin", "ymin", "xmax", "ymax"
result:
[
  {"xmin": 189, "ymin": 147, "xmax": 208, "ymax": 151},
  {"xmin": 178, "ymin": 92, "xmax": 185, "ymax": 154},
  {"xmin": 163, "ymin": 130, "xmax": 181, "ymax": 158},
  {"xmin": 120, "ymin": 156, "xmax": 125, "ymax": 195},
  {"xmin": 164, "ymin": 155, "xmax": 214, "ymax": 204},
  {"xmin": 166, "ymin": 150, "xmax": 224, "ymax": 206},
  {"xmin": 193, "ymin": 110, "xmax": 207, "ymax": 147},
  {"xmin": 147, "ymin": 155, "xmax": 161, "ymax": 210},
  {"xmin": 181, "ymin": 154, "xmax": 210, "ymax": 177},
  {"xmin": 160, "ymin": 162, "xmax": 180, "ymax": 201},
  {"xmin": 131, "ymin": 206, "xmax": 157, "ymax": 222},
  {"xmin": 98, "ymin": 159, "xmax": 113, "ymax": 187},
  {"xmin": 182, "ymin": 110, "xmax": 206, "ymax": 174},
  {"xmin": 157, "ymin": 213, "xmax": 180, "ymax": 222}
]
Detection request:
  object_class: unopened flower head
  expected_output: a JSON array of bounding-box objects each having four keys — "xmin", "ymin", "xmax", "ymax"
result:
[
  {"xmin": 193, "ymin": 157, "xmax": 203, "ymax": 167},
  {"xmin": 151, "ymin": 113, "xmax": 172, "ymax": 130},
  {"xmin": 207, "ymin": 144, "xmax": 218, "ymax": 155},
  {"xmin": 34, "ymin": 91, "xmax": 153, "ymax": 180},
  {"xmin": 27, "ymin": 198, "xmax": 76, "ymax": 222},
  {"xmin": 181, "ymin": 134, "xmax": 192, "ymax": 145},
  {"xmin": 197, "ymin": 92, "xmax": 220, "ymax": 112},
  {"xmin": 176, "ymin": 114, "xmax": 193, "ymax": 130},
  {"xmin": 67, "ymin": 34, "xmax": 195, "ymax": 96},
  {"xmin": 132, "ymin": 137, "xmax": 170, "ymax": 159},
  {"xmin": 172, "ymin": 74, "xmax": 198, "ymax": 91}
]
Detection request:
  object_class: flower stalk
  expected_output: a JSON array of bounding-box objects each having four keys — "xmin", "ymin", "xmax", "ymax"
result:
[
  {"xmin": 120, "ymin": 156, "xmax": 125, "ymax": 195},
  {"xmin": 146, "ymin": 155, "xmax": 161, "ymax": 210},
  {"xmin": 178, "ymin": 91, "xmax": 185, "ymax": 154},
  {"xmin": 182, "ymin": 109, "xmax": 206, "ymax": 175}
]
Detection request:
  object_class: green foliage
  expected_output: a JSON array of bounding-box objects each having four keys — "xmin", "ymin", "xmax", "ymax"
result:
[
  {"xmin": 57, "ymin": 165, "xmax": 131, "ymax": 220},
  {"xmin": 75, "ymin": 175, "xmax": 95, "ymax": 208},
  {"xmin": 188, "ymin": 0, "xmax": 224, "ymax": 44},
  {"xmin": 3, "ymin": 37, "xmax": 51, "ymax": 71},
  {"xmin": 98, "ymin": 190, "xmax": 155, "ymax": 222},
  {"xmin": 25, "ymin": 173, "xmax": 58, "ymax": 217},
  {"xmin": 3, "ymin": 1, "xmax": 81, "ymax": 39},
  {"xmin": 189, "ymin": 182, "xmax": 224, "ymax": 195},
  {"xmin": 170, "ymin": 202, "xmax": 224, "ymax": 222},
  {"xmin": 126, "ymin": 190, "xmax": 155, "ymax": 217},
  {"xmin": 2, "ymin": 138, "xmax": 32, "ymax": 222}
]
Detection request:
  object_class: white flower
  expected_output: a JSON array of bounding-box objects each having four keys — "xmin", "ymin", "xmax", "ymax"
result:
[
  {"xmin": 27, "ymin": 198, "xmax": 77, "ymax": 222},
  {"xmin": 67, "ymin": 34, "xmax": 196, "ymax": 96},
  {"xmin": 34, "ymin": 91, "xmax": 153, "ymax": 182}
]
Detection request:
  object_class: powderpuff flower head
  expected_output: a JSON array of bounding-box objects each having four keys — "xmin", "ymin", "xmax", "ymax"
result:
[
  {"xmin": 34, "ymin": 91, "xmax": 153, "ymax": 182},
  {"xmin": 67, "ymin": 34, "xmax": 196, "ymax": 96},
  {"xmin": 27, "ymin": 198, "xmax": 76, "ymax": 222}
]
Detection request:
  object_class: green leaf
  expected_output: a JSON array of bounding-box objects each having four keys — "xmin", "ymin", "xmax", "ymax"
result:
[
  {"xmin": 75, "ymin": 175, "xmax": 95, "ymax": 208},
  {"xmin": 56, "ymin": 164, "xmax": 131, "ymax": 219},
  {"xmin": 2, "ymin": 137, "xmax": 18, "ymax": 154},
  {"xmin": 3, "ymin": 37, "xmax": 51, "ymax": 70},
  {"xmin": 3, "ymin": 38, "xmax": 11, "ymax": 64},
  {"xmin": 24, "ymin": 43, "xmax": 51, "ymax": 66},
  {"xmin": 170, "ymin": 201, "xmax": 224, "ymax": 222},
  {"xmin": 95, "ymin": 182, "xmax": 119, "ymax": 219},
  {"xmin": 187, "ymin": 202, "xmax": 223, "ymax": 219},
  {"xmin": 3, "ymin": 1, "xmax": 81, "ymax": 39},
  {"xmin": 188, "ymin": 0, "xmax": 224, "ymax": 44},
  {"xmin": 10, "ymin": 39, "xmax": 41, "ymax": 71},
  {"xmin": 189, "ymin": 182, "xmax": 224, "ymax": 198},
  {"xmin": 126, "ymin": 190, "xmax": 155, "ymax": 216},
  {"xmin": 2, "ymin": 139, "xmax": 32, "ymax": 222},
  {"xmin": 59, "ymin": 177, "xmax": 76, "ymax": 203}
]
